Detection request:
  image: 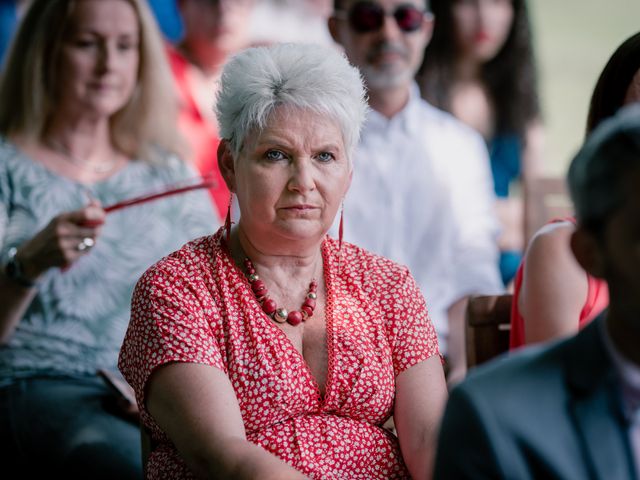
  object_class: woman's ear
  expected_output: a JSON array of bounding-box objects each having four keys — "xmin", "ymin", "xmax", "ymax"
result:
[
  {"xmin": 217, "ymin": 140, "xmax": 236, "ymax": 192},
  {"xmin": 570, "ymin": 227, "xmax": 606, "ymax": 279}
]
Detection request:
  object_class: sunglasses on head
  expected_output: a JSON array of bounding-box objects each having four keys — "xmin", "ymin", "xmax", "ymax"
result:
[{"xmin": 337, "ymin": 2, "xmax": 427, "ymax": 34}]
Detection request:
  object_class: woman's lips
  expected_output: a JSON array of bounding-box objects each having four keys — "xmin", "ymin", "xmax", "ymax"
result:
[
  {"xmin": 284, "ymin": 204, "xmax": 316, "ymax": 209},
  {"xmin": 475, "ymin": 31, "xmax": 492, "ymax": 43}
]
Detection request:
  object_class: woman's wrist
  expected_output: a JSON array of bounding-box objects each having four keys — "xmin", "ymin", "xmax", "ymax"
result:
[{"xmin": 3, "ymin": 247, "xmax": 39, "ymax": 288}]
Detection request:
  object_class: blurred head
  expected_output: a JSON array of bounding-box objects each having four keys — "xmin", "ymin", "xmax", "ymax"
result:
[
  {"xmin": 56, "ymin": 0, "xmax": 140, "ymax": 120},
  {"xmin": 215, "ymin": 43, "xmax": 368, "ymax": 243},
  {"xmin": 569, "ymin": 105, "xmax": 640, "ymax": 240},
  {"xmin": 329, "ymin": 0, "xmax": 433, "ymax": 91},
  {"xmin": 586, "ymin": 32, "xmax": 640, "ymax": 135},
  {"xmin": 428, "ymin": 0, "xmax": 528, "ymax": 65},
  {"xmin": 178, "ymin": 0, "xmax": 254, "ymax": 58},
  {"xmin": 0, "ymin": 0, "xmax": 182, "ymax": 161},
  {"xmin": 450, "ymin": 0, "xmax": 514, "ymax": 63},
  {"xmin": 420, "ymin": 0, "xmax": 537, "ymax": 137},
  {"xmin": 569, "ymin": 106, "xmax": 640, "ymax": 317}
]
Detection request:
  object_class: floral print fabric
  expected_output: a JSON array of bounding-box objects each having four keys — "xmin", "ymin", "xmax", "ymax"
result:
[{"xmin": 119, "ymin": 228, "xmax": 439, "ymax": 479}]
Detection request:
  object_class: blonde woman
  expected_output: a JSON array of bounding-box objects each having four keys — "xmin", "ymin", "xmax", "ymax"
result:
[{"xmin": 0, "ymin": 0, "xmax": 215, "ymax": 476}]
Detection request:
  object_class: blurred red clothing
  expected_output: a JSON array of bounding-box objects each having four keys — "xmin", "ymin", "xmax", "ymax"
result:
[
  {"xmin": 167, "ymin": 43, "xmax": 227, "ymax": 221},
  {"xmin": 509, "ymin": 218, "xmax": 609, "ymax": 349}
]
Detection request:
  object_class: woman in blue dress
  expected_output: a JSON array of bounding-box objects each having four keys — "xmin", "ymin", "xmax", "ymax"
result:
[{"xmin": 418, "ymin": 0, "xmax": 542, "ymax": 286}]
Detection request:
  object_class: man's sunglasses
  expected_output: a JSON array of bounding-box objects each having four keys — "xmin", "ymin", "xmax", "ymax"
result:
[{"xmin": 335, "ymin": 2, "xmax": 428, "ymax": 34}]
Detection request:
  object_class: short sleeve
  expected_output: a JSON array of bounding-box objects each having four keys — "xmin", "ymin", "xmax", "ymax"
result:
[
  {"xmin": 118, "ymin": 253, "xmax": 224, "ymax": 412},
  {"xmin": 381, "ymin": 266, "xmax": 441, "ymax": 376}
]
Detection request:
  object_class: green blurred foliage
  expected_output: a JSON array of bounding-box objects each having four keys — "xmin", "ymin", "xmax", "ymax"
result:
[{"xmin": 530, "ymin": 0, "xmax": 640, "ymax": 176}]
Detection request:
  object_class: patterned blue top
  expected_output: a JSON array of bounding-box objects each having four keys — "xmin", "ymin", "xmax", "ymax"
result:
[
  {"xmin": 0, "ymin": 138, "xmax": 217, "ymax": 385},
  {"xmin": 489, "ymin": 134, "xmax": 522, "ymax": 198}
]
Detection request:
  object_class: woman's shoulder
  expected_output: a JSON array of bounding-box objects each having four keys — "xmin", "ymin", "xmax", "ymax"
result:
[
  {"xmin": 138, "ymin": 234, "xmax": 217, "ymax": 284},
  {"xmin": 522, "ymin": 220, "xmax": 576, "ymax": 270},
  {"xmin": 529, "ymin": 218, "xmax": 576, "ymax": 248},
  {"xmin": 0, "ymin": 136, "xmax": 41, "ymax": 190},
  {"xmin": 325, "ymin": 236, "xmax": 411, "ymax": 284},
  {"xmin": 0, "ymin": 136, "xmax": 21, "ymax": 163}
]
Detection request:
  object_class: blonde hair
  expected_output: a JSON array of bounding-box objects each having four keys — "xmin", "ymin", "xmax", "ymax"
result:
[{"xmin": 0, "ymin": 0, "xmax": 183, "ymax": 163}]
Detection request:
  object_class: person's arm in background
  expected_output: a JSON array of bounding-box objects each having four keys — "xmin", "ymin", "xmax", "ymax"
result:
[
  {"xmin": 1, "ymin": 204, "xmax": 105, "ymax": 343},
  {"xmin": 394, "ymin": 356, "xmax": 448, "ymax": 479},
  {"xmin": 444, "ymin": 295, "xmax": 469, "ymax": 386},
  {"xmin": 519, "ymin": 221, "xmax": 588, "ymax": 344},
  {"xmin": 442, "ymin": 127, "xmax": 504, "ymax": 386},
  {"xmin": 147, "ymin": 363, "xmax": 308, "ymax": 480}
]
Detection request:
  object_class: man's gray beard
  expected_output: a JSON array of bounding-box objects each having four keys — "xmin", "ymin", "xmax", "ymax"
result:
[{"xmin": 361, "ymin": 65, "xmax": 416, "ymax": 91}]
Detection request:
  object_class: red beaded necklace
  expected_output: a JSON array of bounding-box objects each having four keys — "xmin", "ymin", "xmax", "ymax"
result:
[{"xmin": 243, "ymin": 257, "xmax": 318, "ymax": 326}]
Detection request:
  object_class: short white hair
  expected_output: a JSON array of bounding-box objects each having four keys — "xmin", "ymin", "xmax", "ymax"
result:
[{"xmin": 215, "ymin": 43, "xmax": 368, "ymax": 159}]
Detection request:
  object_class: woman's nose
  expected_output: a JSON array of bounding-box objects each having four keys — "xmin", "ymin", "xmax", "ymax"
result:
[
  {"xmin": 288, "ymin": 160, "xmax": 316, "ymax": 193},
  {"xmin": 96, "ymin": 42, "xmax": 114, "ymax": 73}
]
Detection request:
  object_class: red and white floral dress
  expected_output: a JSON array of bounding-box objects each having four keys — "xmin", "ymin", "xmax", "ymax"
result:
[{"xmin": 119, "ymin": 228, "xmax": 440, "ymax": 479}]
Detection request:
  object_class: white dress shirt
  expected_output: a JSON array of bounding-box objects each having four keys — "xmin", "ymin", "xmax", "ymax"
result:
[{"xmin": 336, "ymin": 84, "xmax": 504, "ymax": 352}]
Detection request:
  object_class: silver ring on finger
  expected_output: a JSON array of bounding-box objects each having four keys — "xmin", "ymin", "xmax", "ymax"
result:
[{"xmin": 76, "ymin": 237, "xmax": 95, "ymax": 252}]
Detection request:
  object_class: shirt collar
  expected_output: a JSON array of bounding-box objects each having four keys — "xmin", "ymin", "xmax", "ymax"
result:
[
  {"xmin": 365, "ymin": 82, "xmax": 423, "ymax": 136},
  {"xmin": 601, "ymin": 318, "xmax": 640, "ymax": 420}
]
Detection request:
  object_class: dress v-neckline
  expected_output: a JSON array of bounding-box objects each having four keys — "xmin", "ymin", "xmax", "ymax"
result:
[{"xmin": 220, "ymin": 233, "xmax": 337, "ymax": 406}]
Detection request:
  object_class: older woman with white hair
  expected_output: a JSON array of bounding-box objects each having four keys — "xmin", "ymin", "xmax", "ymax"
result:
[{"xmin": 119, "ymin": 43, "xmax": 448, "ymax": 479}]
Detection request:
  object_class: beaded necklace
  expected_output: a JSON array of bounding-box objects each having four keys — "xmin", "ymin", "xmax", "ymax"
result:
[{"xmin": 243, "ymin": 257, "xmax": 318, "ymax": 326}]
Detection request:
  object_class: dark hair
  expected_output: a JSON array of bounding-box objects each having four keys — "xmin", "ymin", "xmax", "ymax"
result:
[
  {"xmin": 569, "ymin": 105, "xmax": 640, "ymax": 234},
  {"xmin": 585, "ymin": 32, "xmax": 640, "ymax": 136},
  {"xmin": 418, "ymin": 0, "xmax": 539, "ymax": 139}
]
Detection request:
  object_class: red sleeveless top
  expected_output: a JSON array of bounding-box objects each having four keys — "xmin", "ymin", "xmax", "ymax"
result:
[{"xmin": 509, "ymin": 218, "xmax": 609, "ymax": 349}]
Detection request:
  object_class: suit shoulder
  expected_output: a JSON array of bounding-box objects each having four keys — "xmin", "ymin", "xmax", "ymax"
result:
[{"xmin": 454, "ymin": 338, "xmax": 570, "ymax": 405}]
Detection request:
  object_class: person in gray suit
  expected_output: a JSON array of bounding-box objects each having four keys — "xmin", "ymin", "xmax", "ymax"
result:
[{"xmin": 434, "ymin": 104, "xmax": 640, "ymax": 480}]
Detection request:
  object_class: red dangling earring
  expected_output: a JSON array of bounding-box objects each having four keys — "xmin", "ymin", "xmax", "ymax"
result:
[
  {"xmin": 338, "ymin": 201, "xmax": 344, "ymax": 251},
  {"xmin": 225, "ymin": 193, "xmax": 233, "ymax": 244}
]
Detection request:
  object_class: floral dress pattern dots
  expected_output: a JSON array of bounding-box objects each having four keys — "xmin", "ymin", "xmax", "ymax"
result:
[{"xmin": 119, "ymin": 228, "xmax": 440, "ymax": 479}]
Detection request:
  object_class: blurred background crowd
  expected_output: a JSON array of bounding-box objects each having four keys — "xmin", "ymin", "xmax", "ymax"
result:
[
  {"xmin": 2, "ymin": 0, "xmax": 640, "ymax": 477},
  {"xmin": 2, "ymin": 0, "xmax": 638, "ymax": 178}
]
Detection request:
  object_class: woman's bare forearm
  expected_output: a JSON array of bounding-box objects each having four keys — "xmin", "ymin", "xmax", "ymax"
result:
[{"xmin": 187, "ymin": 437, "xmax": 308, "ymax": 480}]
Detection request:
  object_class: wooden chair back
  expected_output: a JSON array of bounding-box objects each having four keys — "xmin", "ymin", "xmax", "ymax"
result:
[{"xmin": 465, "ymin": 294, "xmax": 513, "ymax": 368}]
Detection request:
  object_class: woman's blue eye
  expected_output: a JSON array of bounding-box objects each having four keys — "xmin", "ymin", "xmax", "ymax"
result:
[
  {"xmin": 265, "ymin": 150, "xmax": 286, "ymax": 161},
  {"xmin": 317, "ymin": 152, "xmax": 334, "ymax": 162}
]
